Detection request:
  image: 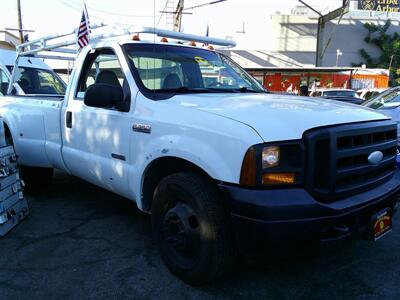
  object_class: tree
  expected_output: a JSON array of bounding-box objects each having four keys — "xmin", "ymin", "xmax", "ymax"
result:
[{"xmin": 354, "ymin": 20, "xmax": 400, "ymax": 86}]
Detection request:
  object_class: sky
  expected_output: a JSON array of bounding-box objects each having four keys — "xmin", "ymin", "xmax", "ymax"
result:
[{"xmin": 1, "ymin": 0, "xmax": 345, "ymax": 49}]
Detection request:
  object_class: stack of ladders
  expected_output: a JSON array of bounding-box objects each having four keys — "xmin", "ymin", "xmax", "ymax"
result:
[{"xmin": 0, "ymin": 121, "xmax": 28, "ymax": 237}]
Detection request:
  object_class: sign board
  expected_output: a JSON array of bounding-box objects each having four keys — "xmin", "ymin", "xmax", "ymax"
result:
[{"xmin": 358, "ymin": 0, "xmax": 400, "ymax": 12}]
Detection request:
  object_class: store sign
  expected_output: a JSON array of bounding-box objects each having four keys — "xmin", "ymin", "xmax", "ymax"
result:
[{"xmin": 358, "ymin": 0, "xmax": 400, "ymax": 12}]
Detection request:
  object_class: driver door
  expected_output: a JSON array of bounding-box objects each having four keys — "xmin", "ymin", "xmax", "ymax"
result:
[{"xmin": 62, "ymin": 48, "xmax": 133, "ymax": 197}]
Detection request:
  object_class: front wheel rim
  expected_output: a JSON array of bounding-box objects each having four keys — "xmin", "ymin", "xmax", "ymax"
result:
[{"xmin": 161, "ymin": 201, "xmax": 201, "ymax": 269}]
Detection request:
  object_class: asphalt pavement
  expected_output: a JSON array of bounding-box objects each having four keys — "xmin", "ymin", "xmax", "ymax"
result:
[{"xmin": 1, "ymin": 171, "xmax": 400, "ymax": 300}]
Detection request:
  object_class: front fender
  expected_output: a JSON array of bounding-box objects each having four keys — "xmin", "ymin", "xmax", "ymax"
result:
[
  {"xmin": 128, "ymin": 98, "xmax": 263, "ymax": 209},
  {"xmin": 134, "ymin": 134, "xmax": 235, "ymax": 189},
  {"xmin": 130, "ymin": 134, "xmax": 246, "ymax": 210}
]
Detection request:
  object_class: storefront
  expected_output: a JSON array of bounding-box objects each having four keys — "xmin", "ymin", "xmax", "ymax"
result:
[{"xmin": 245, "ymin": 67, "xmax": 389, "ymax": 93}]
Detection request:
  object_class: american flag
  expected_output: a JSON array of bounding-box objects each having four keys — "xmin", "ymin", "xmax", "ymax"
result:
[{"xmin": 77, "ymin": 3, "xmax": 91, "ymax": 49}]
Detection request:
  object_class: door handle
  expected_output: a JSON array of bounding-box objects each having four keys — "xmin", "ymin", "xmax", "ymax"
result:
[{"xmin": 66, "ymin": 111, "xmax": 72, "ymax": 128}]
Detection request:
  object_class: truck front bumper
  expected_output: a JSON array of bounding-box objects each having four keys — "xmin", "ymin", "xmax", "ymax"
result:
[{"xmin": 219, "ymin": 172, "xmax": 400, "ymax": 255}]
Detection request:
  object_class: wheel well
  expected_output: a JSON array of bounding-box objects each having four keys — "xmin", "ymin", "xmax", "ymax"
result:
[
  {"xmin": 141, "ymin": 157, "xmax": 213, "ymax": 213},
  {"xmin": 3, "ymin": 123, "xmax": 12, "ymax": 144}
]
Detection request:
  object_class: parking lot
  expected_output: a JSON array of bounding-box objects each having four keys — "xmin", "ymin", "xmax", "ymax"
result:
[{"xmin": 0, "ymin": 170, "xmax": 400, "ymax": 299}]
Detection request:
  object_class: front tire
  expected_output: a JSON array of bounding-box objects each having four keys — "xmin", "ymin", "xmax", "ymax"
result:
[{"xmin": 152, "ymin": 172, "xmax": 235, "ymax": 285}]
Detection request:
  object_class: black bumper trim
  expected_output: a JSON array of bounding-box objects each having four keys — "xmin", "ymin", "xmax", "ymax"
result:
[
  {"xmin": 219, "ymin": 171, "xmax": 400, "ymax": 221},
  {"xmin": 219, "ymin": 171, "xmax": 400, "ymax": 254}
]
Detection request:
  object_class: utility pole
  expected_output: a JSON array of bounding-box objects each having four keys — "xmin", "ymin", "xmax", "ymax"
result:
[
  {"xmin": 389, "ymin": 54, "xmax": 396, "ymax": 71},
  {"xmin": 336, "ymin": 49, "xmax": 343, "ymax": 67},
  {"xmin": 17, "ymin": 0, "xmax": 24, "ymax": 43},
  {"xmin": 388, "ymin": 54, "xmax": 398, "ymax": 83},
  {"xmin": 173, "ymin": 0, "xmax": 184, "ymax": 32},
  {"xmin": 161, "ymin": 0, "xmax": 227, "ymax": 32},
  {"xmin": 299, "ymin": 0, "xmax": 349, "ymax": 67}
]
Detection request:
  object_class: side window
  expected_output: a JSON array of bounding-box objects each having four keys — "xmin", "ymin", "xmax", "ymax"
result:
[
  {"xmin": 76, "ymin": 49, "xmax": 130, "ymax": 111},
  {"xmin": 13, "ymin": 67, "xmax": 65, "ymax": 96},
  {"xmin": 0, "ymin": 69, "xmax": 10, "ymax": 96}
]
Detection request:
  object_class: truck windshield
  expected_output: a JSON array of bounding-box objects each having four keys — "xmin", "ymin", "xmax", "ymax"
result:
[
  {"xmin": 13, "ymin": 67, "xmax": 66, "ymax": 96},
  {"xmin": 123, "ymin": 44, "xmax": 265, "ymax": 94}
]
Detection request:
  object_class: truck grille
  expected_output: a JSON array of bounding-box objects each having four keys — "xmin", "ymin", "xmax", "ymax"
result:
[{"xmin": 304, "ymin": 121, "xmax": 397, "ymax": 203}]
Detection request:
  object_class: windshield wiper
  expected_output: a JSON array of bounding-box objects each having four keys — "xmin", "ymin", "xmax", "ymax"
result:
[
  {"xmin": 156, "ymin": 87, "xmax": 213, "ymax": 93},
  {"xmin": 230, "ymin": 87, "xmax": 266, "ymax": 93},
  {"xmin": 154, "ymin": 86, "xmax": 267, "ymax": 94},
  {"xmin": 156, "ymin": 87, "xmax": 241, "ymax": 94}
]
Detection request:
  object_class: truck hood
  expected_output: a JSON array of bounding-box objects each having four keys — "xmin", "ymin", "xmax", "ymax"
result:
[{"xmin": 168, "ymin": 93, "xmax": 390, "ymax": 142}]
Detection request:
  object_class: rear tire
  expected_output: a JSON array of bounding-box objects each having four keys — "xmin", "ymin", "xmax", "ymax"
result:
[
  {"xmin": 151, "ymin": 172, "xmax": 235, "ymax": 285},
  {"xmin": 4, "ymin": 132, "xmax": 53, "ymax": 188}
]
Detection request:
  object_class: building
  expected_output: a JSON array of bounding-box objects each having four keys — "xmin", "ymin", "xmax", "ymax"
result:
[
  {"xmin": 272, "ymin": 5, "xmax": 400, "ymax": 67},
  {"xmin": 221, "ymin": 1, "xmax": 397, "ymax": 92},
  {"xmin": 0, "ymin": 30, "xmax": 19, "ymax": 50},
  {"xmin": 222, "ymin": 0, "xmax": 400, "ymax": 69},
  {"xmin": 246, "ymin": 67, "xmax": 389, "ymax": 93}
]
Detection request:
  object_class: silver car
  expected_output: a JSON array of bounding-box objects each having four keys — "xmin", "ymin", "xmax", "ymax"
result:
[{"xmin": 363, "ymin": 86, "xmax": 400, "ymax": 142}]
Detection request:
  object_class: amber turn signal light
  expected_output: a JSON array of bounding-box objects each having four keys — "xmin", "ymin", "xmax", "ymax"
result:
[
  {"xmin": 240, "ymin": 147, "xmax": 257, "ymax": 186},
  {"xmin": 262, "ymin": 173, "xmax": 296, "ymax": 185}
]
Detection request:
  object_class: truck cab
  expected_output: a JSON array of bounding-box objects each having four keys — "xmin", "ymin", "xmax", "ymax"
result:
[
  {"xmin": 0, "ymin": 49, "xmax": 66, "ymax": 97},
  {"xmin": 1, "ymin": 28, "xmax": 400, "ymax": 285}
]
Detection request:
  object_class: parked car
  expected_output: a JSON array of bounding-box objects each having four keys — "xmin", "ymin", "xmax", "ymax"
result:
[
  {"xmin": 310, "ymin": 88, "xmax": 364, "ymax": 104},
  {"xmin": 357, "ymin": 88, "xmax": 386, "ymax": 101},
  {"xmin": 363, "ymin": 86, "xmax": 400, "ymax": 142},
  {"xmin": 1, "ymin": 30, "xmax": 399, "ymax": 285}
]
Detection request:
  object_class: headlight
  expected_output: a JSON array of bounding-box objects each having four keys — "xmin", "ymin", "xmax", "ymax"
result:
[
  {"xmin": 262, "ymin": 146, "xmax": 280, "ymax": 168},
  {"xmin": 240, "ymin": 142, "xmax": 304, "ymax": 187}
]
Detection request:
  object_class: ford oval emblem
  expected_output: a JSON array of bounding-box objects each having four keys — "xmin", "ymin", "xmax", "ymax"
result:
[{"xmin": 368, "ymin": 151, "xmax": 383, "ymax": 165}]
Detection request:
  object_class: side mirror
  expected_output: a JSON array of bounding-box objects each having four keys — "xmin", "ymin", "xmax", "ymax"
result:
[{"xmin": 84, "ymin": 83, "xmax": 123, "ymax": 109}]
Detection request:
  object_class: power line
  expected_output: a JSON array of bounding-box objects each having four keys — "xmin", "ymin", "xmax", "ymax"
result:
[
  {"xmin": 156, "ymin": 0, "xmax": 171, "ymax": 27},
  {"xmin": 57, "ymin": 0, "xmax": 160, "ymax": 30},
  {"xmin": 57, "ymin": 0, "xmax": 156, "ymax": 18},
  {"xmin": 183, "ymin": 0, "xmax": 227, "ymax": 11},
  {"xmin": 56, "ymin": 0, "xmax": 104, "ymax": 21}
]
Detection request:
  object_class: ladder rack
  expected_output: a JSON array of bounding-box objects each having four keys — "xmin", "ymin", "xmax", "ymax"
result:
[
  {"xmin": 17, "ymin": 25, "xmax": 236, "ymax": 59},
  {"xmin": 8, "ymin": 25, "xmax": 236, "ymax": 95}
]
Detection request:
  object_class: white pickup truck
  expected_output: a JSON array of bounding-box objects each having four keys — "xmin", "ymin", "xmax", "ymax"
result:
[{"xmin": 0, "ymin": 29, "xmax": 399, "ymax": 285}]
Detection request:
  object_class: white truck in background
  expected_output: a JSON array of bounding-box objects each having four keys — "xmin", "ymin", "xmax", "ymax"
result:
[
  {"xmin": 0, "ymin": 49, "xmax": 66, "ymax": 97},
  {"xmin": 0, "ymin": 48, "xmax": 66, "ymax": 182},
  {"xmin": 0, "ymin": 28, "xmax": 399, "ymax": 285}
]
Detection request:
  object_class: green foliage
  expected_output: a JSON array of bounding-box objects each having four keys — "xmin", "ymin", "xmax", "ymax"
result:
[{"xmin": 354, "ymin": 20, "xmax": 400, "ymax": 86}]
